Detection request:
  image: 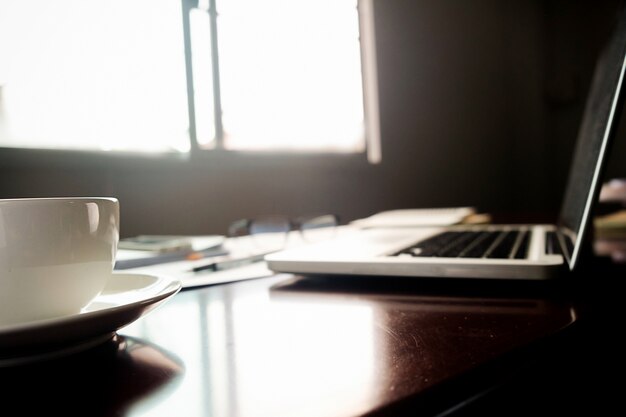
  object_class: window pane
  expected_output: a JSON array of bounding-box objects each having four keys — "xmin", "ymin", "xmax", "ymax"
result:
[
  {"xmin": 0, "ymin": 0, "xmax": 189, "ymax": 152},
  {"xmin": 217, "ymin": 0, "xmax": 365, "ymax": 152}
]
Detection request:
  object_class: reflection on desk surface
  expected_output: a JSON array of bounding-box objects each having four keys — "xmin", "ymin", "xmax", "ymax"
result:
[
  {"xmin": 271, "ymin": 274, "xmax": 577, "ymax": 315},
  {"xmin": 1, "ymin": 335, "xmax": 184, "ymax": 416},
  {"xmin": 113, "ymin": 274, "xmax": 576, "ymax": 417}
]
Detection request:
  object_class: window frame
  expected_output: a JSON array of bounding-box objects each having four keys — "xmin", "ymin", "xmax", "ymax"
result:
[{"xmin": 182, "ymin": 0, "xmax": 380, "ymax": 160}]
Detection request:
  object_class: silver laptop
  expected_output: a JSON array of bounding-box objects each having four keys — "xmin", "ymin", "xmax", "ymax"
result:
[{"xmin": 266, "ymin": 9, "xmax": 626, "ymax": 281}]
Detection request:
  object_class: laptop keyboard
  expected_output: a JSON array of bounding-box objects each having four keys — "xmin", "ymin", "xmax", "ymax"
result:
[{"xmin": 394, "ymin": 230, "xmax": 531, "ymax": 259}]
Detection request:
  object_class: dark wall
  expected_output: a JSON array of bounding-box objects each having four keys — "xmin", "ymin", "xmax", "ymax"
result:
[{"xmin": 1, "ymin": 0, "xmax": 624, "ymax": 237}]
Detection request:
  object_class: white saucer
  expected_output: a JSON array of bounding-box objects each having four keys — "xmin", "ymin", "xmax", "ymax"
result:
[{"xmin": 0, "ymin": 272, "xmax": 181, "ymax": 366}]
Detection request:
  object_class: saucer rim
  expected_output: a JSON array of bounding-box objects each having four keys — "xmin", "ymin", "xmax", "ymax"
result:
[
  {"xmin": 0, "ymin": 272, "xmax": 181, "ymax": 335},
  {"xmin": 0, "ymin": 272, "xmax": 182, "ymax": 342}
]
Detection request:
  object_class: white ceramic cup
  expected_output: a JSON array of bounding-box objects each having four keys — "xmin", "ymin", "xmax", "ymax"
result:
[{"xmin": 0, "ymin": 197, "xmax": 119, "ymax": 326}]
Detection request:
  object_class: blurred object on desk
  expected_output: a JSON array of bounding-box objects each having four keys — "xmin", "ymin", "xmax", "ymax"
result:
[
  {"xmin": 593, "ymin": 238, "xmax": 626, "ymax": 263},
  {"xmin": 117, "ymin": 235, "xmax": 226, "ymax": 252},
  {"xmin": 593, "ymin": 179, "xmax": 626, "ymax": 262},
  {"xmin": 228, "ymin": 214, "xmax": 339, "ymax": 252},
  {"xmin": 594, "ymin": 210, "xmax": 626, "ymax": 239},
  {"xmin": 130, "ymin": 257, "xmax": 277, "ymax": 289},
  {"xmin": 460, "ymin": 212, "xmax": 492, "ymax": 225},
  {"xmin": 124, "ymin": 235, "xmax": 281, "ymax": 288},
  {"xmin": 119, "ymin": 235, "xmax": 196, "ymax": 252},
  {"xmin": 599, "ymin": 178, "xmax": 626, "ymax": 204},
  {"xmin": 115, "ymin": 235, "xmax": 226, "ymax": 270},
  {"xmin": 593, "ymin": 209, "xmax": 626, "ymax": 263},
  {"xmin": 118, "ymin": 216, "xmax": 342, "ymax": 288}
]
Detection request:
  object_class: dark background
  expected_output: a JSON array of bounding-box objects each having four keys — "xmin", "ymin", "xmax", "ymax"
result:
[{"xmin": 1, "ymin": 0, "xmax": 625, "ymax": 238}]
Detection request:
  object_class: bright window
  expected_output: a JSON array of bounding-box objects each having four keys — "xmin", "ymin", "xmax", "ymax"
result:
[
  {"xmin": 0, "ymin": 0, "xmax": 190, "ymax": 152},
  {"xmin": 0, "ymin": 0, "xmax": 376, "ymax": 157},
  {"xmin": 215, "ymin": 0, "xmax": 364, "ymax": 152}
]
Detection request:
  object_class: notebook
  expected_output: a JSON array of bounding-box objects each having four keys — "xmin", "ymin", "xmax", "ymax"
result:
[{"xmin": 266, "ymin": 8, "xmax": 626, "ymax": 280}]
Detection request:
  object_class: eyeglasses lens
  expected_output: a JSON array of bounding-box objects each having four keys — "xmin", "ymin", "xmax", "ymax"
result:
[
  {"xmin": 249, "ymin": 216, "xmax": 290, "ymax": 252},
  {"xmin": 300, "ymin": 215, "xmax": 338, "ymax": 242}
]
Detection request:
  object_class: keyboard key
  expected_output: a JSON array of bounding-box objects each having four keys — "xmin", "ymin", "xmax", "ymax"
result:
[
  {"xmin": 458, "ymin": 232, "xmax": 499, "ymax": 257},
  {"xmin": 485, "ymin": 231, "xmax": 518, "ymax": 258},
  {"xmin": 513, "ymin": 231, "xmax": 530, "ymax": 259}
]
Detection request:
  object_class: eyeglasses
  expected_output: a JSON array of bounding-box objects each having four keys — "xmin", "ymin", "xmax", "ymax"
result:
[{"xmin": 227, "ymin": 214, "xmax": 339, "ymax": 253}]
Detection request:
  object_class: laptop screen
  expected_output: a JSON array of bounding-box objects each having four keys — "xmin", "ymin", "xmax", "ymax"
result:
[{"xmin": 558, "ymin": 7, "xmax": 626, "ymax": 270}]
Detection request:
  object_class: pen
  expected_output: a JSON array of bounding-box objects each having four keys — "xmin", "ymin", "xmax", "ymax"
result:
[{"xmin": 191, "ymin": 253, "xmax": 267, "ymax": 273}]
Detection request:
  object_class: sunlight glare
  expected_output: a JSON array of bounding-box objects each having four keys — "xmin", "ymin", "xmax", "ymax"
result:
[
  {"xmin": 217, "ymin": 0, "xmax": 365, "ymax": 152},
  {"xmin": 0, "ymin": 0, "xmax": 189, "ymax": 153}
]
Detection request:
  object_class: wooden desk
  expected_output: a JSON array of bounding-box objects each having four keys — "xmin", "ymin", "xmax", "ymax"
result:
[{"xmin": 2, "ymin": 257, "xmax": 624, "ymax": 416}]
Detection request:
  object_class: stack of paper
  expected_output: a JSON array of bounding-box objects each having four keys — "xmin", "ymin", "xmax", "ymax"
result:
[
  {"xmin": 115, "ymin": 235, "xmax": 226, "ymax": 270},
  {"xmin": 350, "ymin": 207, "xmax": 478, "ymax": 228}
]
